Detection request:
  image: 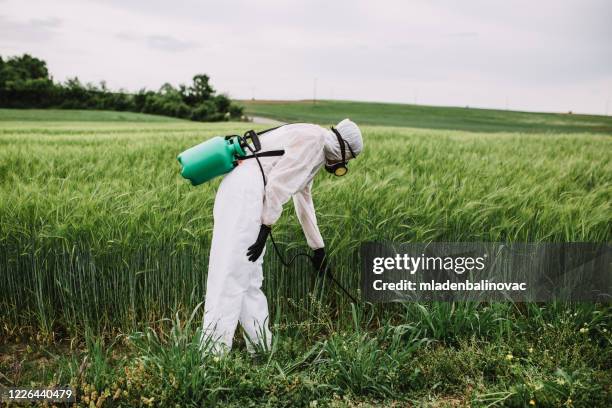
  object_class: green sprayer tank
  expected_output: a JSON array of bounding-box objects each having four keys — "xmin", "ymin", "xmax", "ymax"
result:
[{"xmin": 177, "ymin": 136, "xmax": 246, "ymax": 186}]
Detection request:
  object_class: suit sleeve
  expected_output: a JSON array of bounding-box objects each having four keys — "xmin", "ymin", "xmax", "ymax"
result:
[
  {"xmin": 261, "ymin": 132, "xmax": 324, "ymax": 226},
  {"xmin": 293, "ymin": 180, "xmax": 324, "ymax": 249}
]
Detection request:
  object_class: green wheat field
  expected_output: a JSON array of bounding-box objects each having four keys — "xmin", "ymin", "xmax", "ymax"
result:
[{"xmin": 1, "ymin": 103, "xmax": 611, "ymax": 406}]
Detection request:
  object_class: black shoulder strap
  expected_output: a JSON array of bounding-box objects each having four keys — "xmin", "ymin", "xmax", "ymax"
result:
[
  {"xmin": 255, "ymin": 124, "xmax": 284, "ymax": 135},
  {"xmin": 240, "ymin": 149, "xmax": 285, "ymax": 160}
]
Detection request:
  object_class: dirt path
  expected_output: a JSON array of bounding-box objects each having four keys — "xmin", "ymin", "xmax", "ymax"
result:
[{"xmin": 248, "ymin": 116, "xmax": 286, "ymax": 125}]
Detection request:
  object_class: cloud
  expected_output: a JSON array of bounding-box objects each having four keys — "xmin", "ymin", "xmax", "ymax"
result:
[
  {"xmin": 115, "ymin": 31, "xmax": 198, "ymax": 52},
  {"xmin": 146, "ymin": 35, "xmax": 197, "ymax": 52},
  {"xmin": 446, "ymin": 31, "xmax": 479, "ymax": 38},
  {"xmin": 0, "ymin": 15, "xmax": 62, "ymax": 43}
]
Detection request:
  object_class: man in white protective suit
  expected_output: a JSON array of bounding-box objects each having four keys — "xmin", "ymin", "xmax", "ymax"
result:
[{"xmin": 201, "ymin": 119, "xmax": 364, "ymax": 354}]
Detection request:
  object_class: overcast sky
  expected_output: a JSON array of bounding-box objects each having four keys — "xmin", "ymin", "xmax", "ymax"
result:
[{"xmin": 2, "ymin": 0, "xmax": 611, "ymax": 114}]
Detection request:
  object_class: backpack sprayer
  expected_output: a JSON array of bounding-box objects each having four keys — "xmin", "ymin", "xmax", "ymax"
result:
[{"xmin": 177, "ymin": 127, "xmax": 358, "ymax": 303}]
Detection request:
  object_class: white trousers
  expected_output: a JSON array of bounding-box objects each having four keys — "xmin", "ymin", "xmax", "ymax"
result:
[{"xmin": 201, "ymin": 161, "xmax": 272, "ymax": 353}]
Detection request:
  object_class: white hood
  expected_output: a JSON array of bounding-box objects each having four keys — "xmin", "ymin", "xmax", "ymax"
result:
[{"xmin": 323, "ymin": 118, "xmax": 363, "ymax": 161}]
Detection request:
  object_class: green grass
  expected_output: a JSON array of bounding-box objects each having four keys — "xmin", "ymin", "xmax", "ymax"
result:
[
  {"xmin": 0, "ymin": 108, "xmax": 611, "ymax": 406},
  {"xmin": 1, "ymin": 303, "xmax": 610, "ymax": 406},
  {"xmin": 241, "ymin": 99, "xmax": 612, "ymax": 134},
  {"xmin": 0, "ymin": 108, "xmax": 184, "ymax": 122}
]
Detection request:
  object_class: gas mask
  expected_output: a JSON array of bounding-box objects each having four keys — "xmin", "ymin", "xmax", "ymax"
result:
[{"xmin": 325, "ymin": 126, "xmax": 356, "ymax": 176}]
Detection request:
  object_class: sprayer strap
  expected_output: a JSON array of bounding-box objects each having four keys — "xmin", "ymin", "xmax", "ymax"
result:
[
  {"xmin": 241, "ymin": 150, "xmax": 285, "ymax": 160},
  {"xmin": 255, "ymin": 125, "xmax": 284, "ymax": 135}
]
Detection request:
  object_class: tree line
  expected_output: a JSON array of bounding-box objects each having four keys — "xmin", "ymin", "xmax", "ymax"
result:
[{"xmin": 0, "ymin": 54, "xmax": 243, "ymax": 121}]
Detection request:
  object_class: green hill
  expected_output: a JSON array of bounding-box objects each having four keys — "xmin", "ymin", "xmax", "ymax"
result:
[
  {"xmin": 241, "ymin": 100, "xmax": 612, "ymax": 134},
  {"xmin": 0, "ymin": 108, "xmax": 185, "ymax": 122}
]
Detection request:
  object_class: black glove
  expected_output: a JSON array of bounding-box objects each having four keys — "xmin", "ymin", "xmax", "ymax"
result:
[
  {"xmin": 311, "ymin": 248, "xmax": 328, "ymax": 276},
  {"xmin": 247, "ymin": 225, "xmax": 271, "ymax": 262}
]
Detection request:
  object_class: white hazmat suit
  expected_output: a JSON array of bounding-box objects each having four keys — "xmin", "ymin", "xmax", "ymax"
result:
[{"xmin": 202, "ymin": 120, "xmax": 363, "ymax": 353}]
